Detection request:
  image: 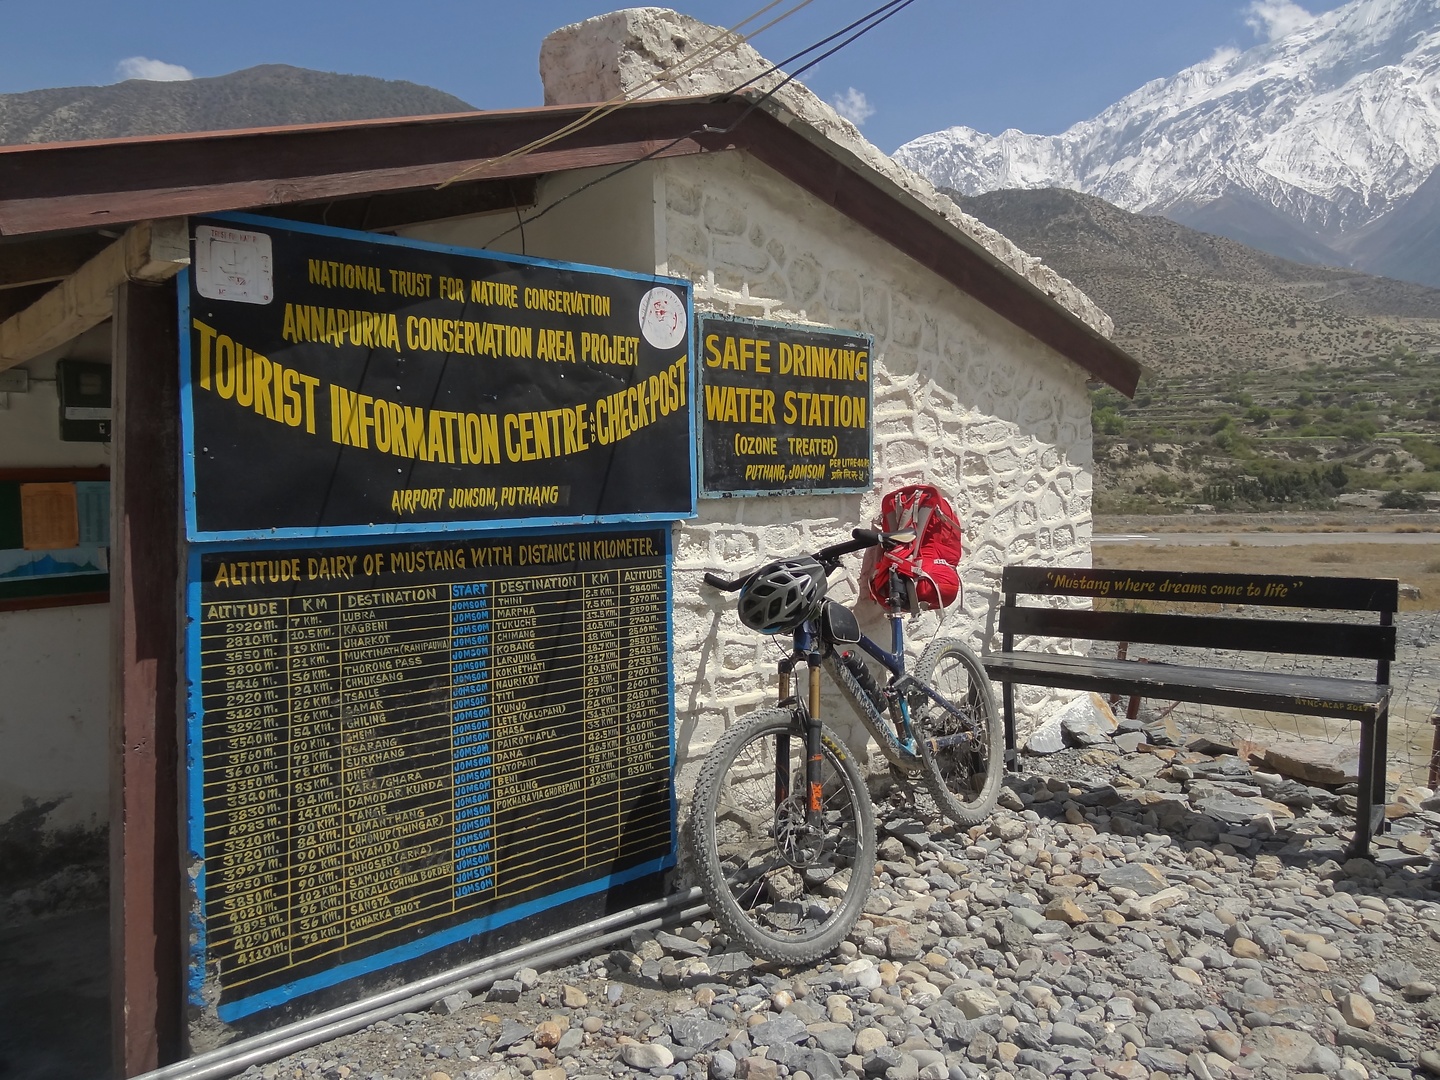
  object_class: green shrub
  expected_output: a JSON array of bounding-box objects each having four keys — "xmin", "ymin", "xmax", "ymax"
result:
[{"xmin": 1381, "ymin": 489, "xmax": 1427, "ymax": 510}]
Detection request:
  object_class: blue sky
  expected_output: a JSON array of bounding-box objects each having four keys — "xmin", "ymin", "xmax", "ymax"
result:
[{"xmin": 0, "ymin": 0, "xmax": 1349, "ymax": 154}]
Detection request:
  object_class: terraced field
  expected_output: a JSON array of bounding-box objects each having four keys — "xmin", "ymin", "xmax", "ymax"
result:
[
  {"xmin": 950, "ymin": 186, "xmax": 1440, "ymax": 515},
  {"xmin": 1093, "ymin": 345, "xmax": 1440, "ymax": 513}
]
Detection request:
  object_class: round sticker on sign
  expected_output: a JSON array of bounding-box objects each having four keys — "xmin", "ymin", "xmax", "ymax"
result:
[{"xmin": 638, "ymin": 287, "xmax": 687, "ymax": 350}]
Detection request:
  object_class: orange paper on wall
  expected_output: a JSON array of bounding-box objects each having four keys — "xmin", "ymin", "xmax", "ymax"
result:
[{"xmin": 19, "ymin": 483, "xmax": 80, "ymax": 550}]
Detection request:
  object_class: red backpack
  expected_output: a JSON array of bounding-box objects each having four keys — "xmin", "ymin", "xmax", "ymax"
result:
[{"xmin": 867, "ymin": 484, "xmax": 963, "ymax": 612}]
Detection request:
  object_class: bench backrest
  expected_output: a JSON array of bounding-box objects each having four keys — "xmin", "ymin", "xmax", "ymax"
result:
[{"xmin": 999, "ymin": 565, "xmax": 1397, "ymax": 662}]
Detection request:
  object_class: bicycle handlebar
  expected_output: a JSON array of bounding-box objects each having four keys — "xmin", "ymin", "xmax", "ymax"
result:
[
  {"xmin": 816, "ymin": 529, "xmax": 881, "ymax": 565},
  {"xmin": 702, "ymin": 571, "xmax": 745, "ymax": 592},
  {"xmin": 701, "ymin": 529, "xmax": 881, "ymax": 592}
]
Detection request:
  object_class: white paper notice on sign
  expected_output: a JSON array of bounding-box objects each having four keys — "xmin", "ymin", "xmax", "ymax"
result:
[
  {"xmin": 638, "ymin": 286, "xmax": 686, "ymax": 350},
  {"xmin": 194, "ymin": 225, "xmax": 274, "ymax": 305}
]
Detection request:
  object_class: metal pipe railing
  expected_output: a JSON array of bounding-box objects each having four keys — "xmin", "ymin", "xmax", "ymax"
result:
[{"xmin": 131, "ymin": 888, "xmax": 706, "ymax": 1080}]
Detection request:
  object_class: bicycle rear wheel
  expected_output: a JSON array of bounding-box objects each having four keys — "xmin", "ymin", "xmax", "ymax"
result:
[
  {"xmin": 688, "ymin": 708, "xmax": 875, "ymax": 965},
  {"xmin": 911, "ymin": 637, "xmax": 1003, "ymax": 826}
]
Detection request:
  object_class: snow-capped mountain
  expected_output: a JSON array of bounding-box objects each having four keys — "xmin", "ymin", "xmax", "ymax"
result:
[{"xmin": 894, "ymin": 0, "xmax": 1440, "ymax": 285}]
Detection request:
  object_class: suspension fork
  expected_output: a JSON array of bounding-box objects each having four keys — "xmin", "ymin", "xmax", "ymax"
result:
[
  {"xmin": 805, "ymin": 649, "xmax": 825, "ymax": 827},
  {"xmin": 773, "ymin": 643, "xmax": 825, "ymax": 828},
  {"xmin": 774, "ymin": 655, "xmax": 795, "ymax": 811}
]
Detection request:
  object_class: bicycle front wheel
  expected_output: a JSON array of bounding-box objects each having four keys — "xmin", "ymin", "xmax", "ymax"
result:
[
  {"xmin": 911, "ymin": 637, "xmax": 1003, "ymax": 827},
  {"xmin": 688, "ymin": 708, "xmax": 875, "ymax": 965}
]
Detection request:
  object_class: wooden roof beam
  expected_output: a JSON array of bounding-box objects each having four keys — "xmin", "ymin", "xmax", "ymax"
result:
[
  {"xmin": 0, "ymin": 218, "xmax": 188, "ymax": 372},
  {"xmin": 0, "ymin": 233, "xmax": 114, "ymax": 290}
]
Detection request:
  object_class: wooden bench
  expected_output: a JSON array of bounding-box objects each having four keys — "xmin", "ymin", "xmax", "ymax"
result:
[{"xmin": 982, "ymin": 565, "xmax": 1398, "ymax": 857}]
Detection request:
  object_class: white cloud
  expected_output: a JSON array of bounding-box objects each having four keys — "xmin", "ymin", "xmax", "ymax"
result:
[
  {"xmin": 831, "ymin": 87, "xmax": 874, "ymax": 127},
  {"xmin": 1244, "ymin": 0, "xmax": 1316, "ymax": 42},
  {"xmin": 1205, "ymin": 45, "xmax": 1241, "ymax": 67},
  {"xmin": 116, "ymin": 57, "xmax": 194, "ymax": 82}
]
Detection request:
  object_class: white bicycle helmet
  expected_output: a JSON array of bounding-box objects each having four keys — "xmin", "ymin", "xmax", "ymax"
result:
[{"xmin": 737, "ymin": 557, "xmax": 827, "ymax": 634}]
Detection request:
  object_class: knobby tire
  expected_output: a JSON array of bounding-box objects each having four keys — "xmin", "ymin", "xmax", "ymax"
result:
[
  {"xmin": 911, "ymin": 637, "xmax": 1004, "ymax": 826},
  {"xmin": 688, "ymin": 708, "xmax": 876, "ymax": 965}
]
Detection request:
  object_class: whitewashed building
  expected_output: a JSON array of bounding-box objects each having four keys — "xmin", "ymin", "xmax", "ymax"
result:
[{"xmin": 0, "ymin": 9, "xmax": 1137, "ymax": 1072}]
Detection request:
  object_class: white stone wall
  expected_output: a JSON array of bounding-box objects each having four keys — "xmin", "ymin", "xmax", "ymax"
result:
[
  {"xmin": 538, "ymin": 6, "xmax": 1108, "ymax": 774},
  {"xmin": 659, "ymin": 152, "xmax": 1093, "ymax": 775}
]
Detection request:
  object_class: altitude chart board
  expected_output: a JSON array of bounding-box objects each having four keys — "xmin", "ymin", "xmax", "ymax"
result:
[
  {"xmin": 180, "ymin": 213, "xmax": 694, "ymax": 540},
  {"xmin": 186, "ymin": 527, "xmax": 674, "ymax": 1020},
  {"xmin": 697, "ymin": 313, "xmax": 872, "ymax": 496}
]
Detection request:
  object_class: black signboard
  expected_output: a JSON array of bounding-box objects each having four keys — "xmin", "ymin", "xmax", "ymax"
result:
[
  {"xmin": 697, "ymin": 314, "xmax": 872, "ymax": 495},
  {"xmin": 184, "ymin": 527, "xmax": 673, "ymax": 1020},
  {"xmin": 180, "ymin": 213, "xmax": 694, "ymax": 540}
]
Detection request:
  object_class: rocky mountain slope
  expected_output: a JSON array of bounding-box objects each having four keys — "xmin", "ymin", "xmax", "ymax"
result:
[
  {"xmin": 0, "ymin": 64, "xmax": 475, "ymax": 145},
  {"xmin": 953, "ymin": 187, "xmax": 1440, "ymax": 513},
  {"xmin": 898, "ymin": 0, "xmax": 1440, "ymax": 286},
  {"xmin": 953, "ymin": 187, "xmax": 1440, "ymax": 375}
]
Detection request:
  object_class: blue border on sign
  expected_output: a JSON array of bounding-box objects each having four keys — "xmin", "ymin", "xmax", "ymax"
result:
[
  {"xmin": 182, "ymin": 523, "xmax": 679, "ymax": 1021},
  {"xmin": 178, "ymin": 212, "xmax": 697, "ymax": 543},
  {"xmin": 692, "ymin": 311, "xmax": 874, "ymax": 498}
]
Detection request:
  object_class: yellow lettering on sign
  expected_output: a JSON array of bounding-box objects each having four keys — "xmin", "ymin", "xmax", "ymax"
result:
[{"xmin": 193, "ymin": 318, "xmax": 319, "ymax": 433}]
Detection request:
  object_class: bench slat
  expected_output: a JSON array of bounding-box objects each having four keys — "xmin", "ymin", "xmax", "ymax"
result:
[
  {"xmin": 982, "ymin": 650, "xmax": 1389, "ymax": 721},
  {"xmin": 1002, "ymin": 565, "xmax": 1399, "ymax": 611},
  {"xmin": 999, "ymin": 606, "xmax": 1396, "ymax": 660}
]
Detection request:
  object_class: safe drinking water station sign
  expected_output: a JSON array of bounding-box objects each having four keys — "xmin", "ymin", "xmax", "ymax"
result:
[{"xmin": 696, "ymin": 313, "xmax": 872, "ymax": 496}]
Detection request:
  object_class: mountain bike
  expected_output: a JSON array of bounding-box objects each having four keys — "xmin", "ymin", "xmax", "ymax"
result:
[{"xmin": 689, "ymin": 528, "xmax": 1003, "ymax": 964}]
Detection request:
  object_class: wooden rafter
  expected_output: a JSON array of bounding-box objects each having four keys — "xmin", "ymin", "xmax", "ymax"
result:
[
  {"xmin": 0, "ymin": 233, "xmax": 112, "ymax": 290},
  {"xmin": 0, "ymin": 219, "xmax": 188, "ymax": 372}
]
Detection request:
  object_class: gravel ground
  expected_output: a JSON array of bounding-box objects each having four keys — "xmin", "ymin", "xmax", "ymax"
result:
[{"xmin": 237, "ymin": 617, "xmax": 1440, "ymax": 1080}]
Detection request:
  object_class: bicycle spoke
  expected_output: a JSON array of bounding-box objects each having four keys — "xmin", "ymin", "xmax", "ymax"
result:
[
  {"xmin": 689, "ymin": 709, "xmax": 875, "ymax": 963},
  {"xmin": 912, "ymin": 639, "xmax": 1003, "ymax": 826}
]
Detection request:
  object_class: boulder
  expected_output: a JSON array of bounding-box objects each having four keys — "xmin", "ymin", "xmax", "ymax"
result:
[{"xmin": 1249, "ymin": 736, "xmax": 1359, "ymax": 786}]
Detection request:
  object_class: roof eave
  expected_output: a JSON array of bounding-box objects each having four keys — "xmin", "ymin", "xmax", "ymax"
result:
[{"xmin": 0, "ymin": 94, "xmax": 1140, "ymax": 394}]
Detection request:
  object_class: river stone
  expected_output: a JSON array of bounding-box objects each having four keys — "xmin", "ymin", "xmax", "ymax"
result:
[
  {"xmin": 738, "ymin": 1056, "xmax": 779, "ymax": 1080},
  {"xmin": 1341, "ymin": 993, "xmax": 1376, "ymax": 1028},
  {"xmin": 853, "ymin": 1027, "xmax": 889, "ymax": 1054},
  {"xmin": 1098, "ymin": 862, "xmax": 1168, "ymax": 895},
  {"xmin": 749, "ymin": 1013, "xmax": 808, "ymax": 1046},
  {"xmin": 765, "ymin": 1039, "xmax": 844, "ymax": 1078},
  {"xmin": 1206, "ymin": 1030, "xmax": 1242, "ymax": 1061},
  {"xmin": 843, "ymin": 959, "xmax": 882, "ymax": 990},
  {"xmin": 1376, "ymin": 959, "xmax": 1426, "ymax": 988},
  {"xmin": 1190, "ymin": 755, "xmax": 1253, "ymax": 781},
  {"xmin": 1049, "ymin": 1021, "xmax": 1095, "ymax": 1049},
  {"xmin": 1247, "ymin": 1027, "xmax": 1326, "ymax": 1068},
  {"xmin": 862, "ymin": 1045, "xmax": 902, "ymax": 1077},
  {"xmin": 1145, "ymin": 1009, "xmax": 1207, "ymax": 1052},
  {"xmin": 710, "ymin": 1049, "xmax": 738, "ymax": 1079},
  {"xmin": 492, "ymin": 1019, "xmax": 531, "ymax": 1051},
  {"xmin": 671, "ymin": 1014, "xmax": 728, "ymax": 1050},
  {"xmin": 620, "ymin": 1040, "xmax": 675, "ymax": 1069},
  {"xmin": 808, "ymin": 1022, "xmax": 857, "ymax": 1057},
  {"xmin": 953, "ymin": 987, "xmax": 1002, "ymax": 1019},
  {"xmin": 1188, "ymin": 787, "xmax": 1293, "ymax": 824},
  {"xmin": 657, "ymin": 931, "xmax": 708, "ymax": 958},
  {"xmin": 1335, "ymin": 1024, "xmax": 1406, "ymax": 1061},
  {"xmin": 1123, "ymin": 952, "xmax": 1172, "ymax": 981},
  {"xmin": 487, "ymin": 980, "xmax": 523, "ymax": 1004}
]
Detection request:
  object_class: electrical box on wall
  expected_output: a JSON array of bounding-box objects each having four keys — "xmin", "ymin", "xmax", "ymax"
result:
[{"xmin": 56, "ymin": 360, "xmax": 112, "ymax": 442}]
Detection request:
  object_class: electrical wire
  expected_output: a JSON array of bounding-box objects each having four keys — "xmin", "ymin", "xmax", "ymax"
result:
[
  {"xmin": 437, "ymin": 0, "xmax": 816, "ymax": 189},
  {"xmin": 478, "ymin": 0, "xmax": 919, "ymax": 248}
]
